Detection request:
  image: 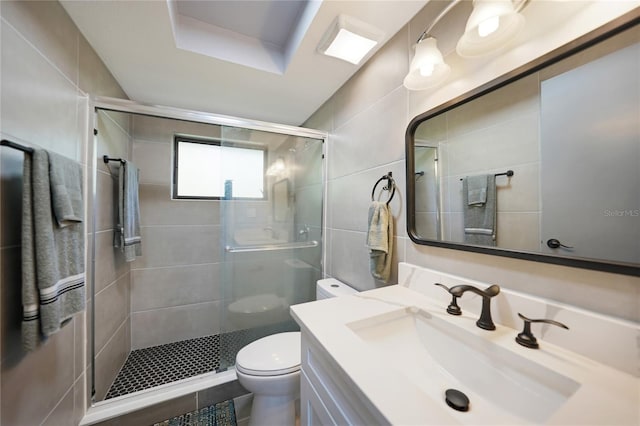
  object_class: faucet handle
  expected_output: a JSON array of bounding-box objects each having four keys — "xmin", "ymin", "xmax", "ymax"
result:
[
  {"xmin": 515, "ymin": 313, "xmax": 569, "ymax": 349},
  {"xmin": 434, "ymin": 283, "xmax": 462, "ymax": 316}
]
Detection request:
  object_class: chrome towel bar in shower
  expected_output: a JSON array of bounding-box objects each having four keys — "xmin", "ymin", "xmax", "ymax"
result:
[{"xmin": 226, "ymin": 240, "xmax": 319, "ymax": 253}]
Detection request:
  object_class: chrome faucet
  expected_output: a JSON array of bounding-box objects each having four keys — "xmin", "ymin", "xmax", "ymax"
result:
[
  {"xmin": 436, "ymin": 283, "xmax": 500, "ymax": 330},
  {"xmin": 298, "ymin": 225, "xmax": 310, "ymax": 241},
  {"xmin": 515, "ymin": 313, "xmax": 569, "ymax": 349}
]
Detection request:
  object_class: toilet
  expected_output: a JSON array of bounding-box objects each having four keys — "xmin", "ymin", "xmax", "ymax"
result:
[
  {"xmin": 235, "ymin": 278, "xmax": 357, "ymax": 426},
  {"xmin": 227, "ymin": 259, "xmax": 315, "ymax": 329}
]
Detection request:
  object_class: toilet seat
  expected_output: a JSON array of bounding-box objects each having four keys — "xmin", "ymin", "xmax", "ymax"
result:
[
  {"xmin": 228, "ymin": 294, "xmax": 285, "ymax": 314},
  {"xmin": 236, "ymin": 332, "xmax": 301, "ymax": 376}
]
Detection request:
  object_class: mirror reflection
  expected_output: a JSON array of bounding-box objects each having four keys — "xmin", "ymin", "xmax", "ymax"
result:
[{"xmin": 408, "ymin": 23, "xmax": 639, "ymax": 271}]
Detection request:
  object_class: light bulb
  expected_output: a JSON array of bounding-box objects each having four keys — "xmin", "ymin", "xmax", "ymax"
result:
[
  {"xmin": 456, "ymin": 0, "xmax": 525, "ymax": 57},
  {"xmin": 420, "ymin": 63, "xmax": 435, "ymax": 77},
  {"xmin": 403, "ymin": 37, "xmax": 451, "ymax": 91},
  {"xmin": 478, "ymin": 15, "xmax": 500, "ymax": 37}
]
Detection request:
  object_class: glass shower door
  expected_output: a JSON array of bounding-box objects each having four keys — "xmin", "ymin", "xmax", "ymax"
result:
[{"xmin": 217, "ymin": 126, "xmax": 324, "ymax": 370}]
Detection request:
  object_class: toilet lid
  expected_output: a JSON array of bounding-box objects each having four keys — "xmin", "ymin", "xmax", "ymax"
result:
[{"xmin": 236, "ymin": 332, "xmax": 301, "ymax": 376}]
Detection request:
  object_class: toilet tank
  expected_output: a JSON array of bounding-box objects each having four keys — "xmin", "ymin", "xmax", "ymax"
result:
[{"xmin": 316, "ymin": 278, "xmax": 358, "ymax": 300}]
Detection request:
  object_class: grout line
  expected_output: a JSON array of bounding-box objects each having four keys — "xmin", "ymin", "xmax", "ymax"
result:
[
  {"xmin": 99, "ymin": 110, "xmax": 132, "ymax": 139},
  {"xmin": 139, "ymin": 224, "xmax": 221, "ymax": 229},
  {"xmin": 327, "ymin": 159, "xmax": 404, "ymax": 182},
  {"xmin": 0, "ymin": 16, "xmax": 79, "ymax": 90},
  {"xmin": 40, "ymin": 382, "xmax": 75, "ymax": 426},
  {"xmin": 130, "ymin": 261, "xmax": 223, "ymax": 272},
  {"xmin": 94, "ymin": 270, "xmax": 129, "ymax": 298},
  {"xmin": 131, "ymin": 299, "xmax": 222, "ymax": 315},
  {"xmin": 94, "ymin": 316, "xmax": 129, "ymax": 369}
]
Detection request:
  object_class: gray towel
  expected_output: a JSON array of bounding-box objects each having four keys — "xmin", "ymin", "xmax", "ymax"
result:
[
  {"xmin": 22, "ymin": 149, "xmax": 85, "ymax": 351},
  {"xmin": 463, "ymin": 174, "xmax": 497, "ymax": 246},
  {"xmin": 114, "ymin": 161, "xmax": 142, "ymax": 262},
  {"xmin": 366, "ymin": 201, "xmax": 393, "ymax": 283},
  {"xmin": 466, "ymin": 174, "xmax": 488, "ymax": 206}
]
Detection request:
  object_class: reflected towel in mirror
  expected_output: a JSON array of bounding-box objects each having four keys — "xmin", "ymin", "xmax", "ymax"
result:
[{"xmin": 463, "ymin": 174, "xmax": 496, "ymax": 246}]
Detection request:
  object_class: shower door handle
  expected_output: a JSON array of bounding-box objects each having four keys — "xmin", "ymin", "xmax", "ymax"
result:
[{"xmin": 546, "ymin": 238, "xmax": 573, "ymax": 249}]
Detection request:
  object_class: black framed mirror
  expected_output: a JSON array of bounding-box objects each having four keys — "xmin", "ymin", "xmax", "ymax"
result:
[{"xmin": 406, "ymin": 12, "xmax": 639, "ymax": 277}]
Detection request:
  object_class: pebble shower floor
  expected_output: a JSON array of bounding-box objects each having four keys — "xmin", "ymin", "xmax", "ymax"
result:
[{"xmin": 105, "ymin": 324, "xmax": 298, "ymax": 399}]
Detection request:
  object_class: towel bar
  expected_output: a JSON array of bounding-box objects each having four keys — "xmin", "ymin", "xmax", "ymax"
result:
[
  {"xmin": 226, "ymin": 240, "xmax": 319, "ymax": 253},
  {"xmin": 103, "ymin": 155, "xmax": 126, "ymax": 164},
  {"xmin": 460, "ymin": 170, "xmax": 514, "ymax": 181},
  {"xmin": 1, "ymin": 139, "xmax": 34, "ymax": 154}
]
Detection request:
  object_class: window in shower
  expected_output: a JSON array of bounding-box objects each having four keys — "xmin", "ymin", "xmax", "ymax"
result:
[{"xmin": 174, "ymin": 136, "xmax": 267, "ymax": 199}]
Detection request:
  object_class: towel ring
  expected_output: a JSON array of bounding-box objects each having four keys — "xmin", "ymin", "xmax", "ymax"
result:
[{"xmin": 371, "ymin": 173, "xmax": 396, "ymax": 205}]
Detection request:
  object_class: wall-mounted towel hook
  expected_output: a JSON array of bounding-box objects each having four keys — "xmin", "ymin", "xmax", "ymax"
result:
[{"xmin": 371, "ymin": 172, "xmax": 396, "ymax": 205}]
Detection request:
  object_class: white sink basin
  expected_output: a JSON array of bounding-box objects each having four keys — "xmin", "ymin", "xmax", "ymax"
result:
[{"xmin": 347, "ymin": 307, "xmax": 581, "ymax": 423}]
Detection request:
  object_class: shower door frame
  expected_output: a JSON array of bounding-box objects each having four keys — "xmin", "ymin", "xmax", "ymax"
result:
[{"xmin": 87, "ymin": 96, "xmax": 327, "ymax": 417}]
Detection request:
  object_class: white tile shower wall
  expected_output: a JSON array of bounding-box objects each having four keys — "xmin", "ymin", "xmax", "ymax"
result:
[
  {"xmin": 304, "ymin": 1, "xmax": 640, "ymax": 323},
  {"xmin": 131, "ymin": 301, "xmax": 222, "ymax": 350},
  {"xmin": 130, "ymin": 116, "xmax": 228, "ymax": 349},
  {"xmin": 93, "ymin": 109, "xmax": 134, "ymax": 401},
  {"xmin": 0, "ymin": 0, "xmax": 128, "ymax": 422},
  {"xmin": 398, "ymin": 262, "xmax": 639, "ymax": 377}
]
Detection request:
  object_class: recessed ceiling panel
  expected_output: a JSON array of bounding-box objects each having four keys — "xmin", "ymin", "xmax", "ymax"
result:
[
  {"xmin": 170, "ymin": 0, "xmax": 317, "ymax": 74},
  {"xmin": 176, "ymin": 0, "xmax": 308, "ymax": 49}
]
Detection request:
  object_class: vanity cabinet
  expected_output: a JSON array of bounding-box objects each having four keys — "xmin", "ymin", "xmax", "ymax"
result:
[{"xmin": 299, "ymin": 333, "xmax": 387, "ymax": 426}]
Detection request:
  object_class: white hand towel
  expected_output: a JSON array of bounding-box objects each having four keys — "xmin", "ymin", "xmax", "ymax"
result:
[{"xmin": 366, "ymin": 201, "xmax": 393, "ymax": 283}]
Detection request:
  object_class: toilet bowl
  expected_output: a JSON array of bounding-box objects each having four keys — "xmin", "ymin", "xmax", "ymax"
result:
[
  {"xmin": 235, "ymin": 332, "xmax": 301, "ymax": 426},
  {"xmin": 235, "ymin": 278, "xmax": 357, "ymax": 426},
  {"xmin": 227, "ymin": 293, "xmax": 287, "ymax": 329},
  {"xmin": 227, "ymin": 260, "xmax": 314, "ymax": 329}
]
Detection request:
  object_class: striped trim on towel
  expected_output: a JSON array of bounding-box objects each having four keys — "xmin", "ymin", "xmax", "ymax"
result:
[
  {"xmin": 39, "ymin": 273, "xmax": 85, "ymax": 305},
  {"xmin": 123, "ymin": 234, "xmax": 141, "ymax": 246},
  {"xmin": 22, "ymin": 304, "xmax": 40, "ymax": 322}
]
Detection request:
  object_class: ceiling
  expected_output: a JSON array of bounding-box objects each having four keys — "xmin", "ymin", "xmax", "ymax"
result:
[{"xmin": 61, "ymin": 0, "xmax": 428, "ymax": 126}]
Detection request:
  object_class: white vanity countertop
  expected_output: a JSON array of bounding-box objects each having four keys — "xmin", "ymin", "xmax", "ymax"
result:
[{"xmin": 290, "ymin": 285, "xmax": 639, "ymax": 425}]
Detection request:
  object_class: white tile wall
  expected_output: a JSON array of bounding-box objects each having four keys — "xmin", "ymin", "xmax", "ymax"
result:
[
  {"xmin": 1, "ymin": 1, "xmax": 130, "ymax": 417},
  {"xmin": 131, "ymin": 264, "xmax": 222, "ymax": 311},
  {"xmin": 304, "ymin": 2, "xmax": 640, "ymax": 326},
  {"xmin": 130, "ymin": 301, "xmax": 222, "ymax": 350}
]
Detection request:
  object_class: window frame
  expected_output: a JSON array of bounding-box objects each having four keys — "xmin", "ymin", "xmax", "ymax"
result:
[{"xmin": 173, "ymin": 135, "xmax": 268, "ymax": 200}]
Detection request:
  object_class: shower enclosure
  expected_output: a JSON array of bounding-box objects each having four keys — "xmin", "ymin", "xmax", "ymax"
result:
[
  {"xmin": 413, "ymin": 144, "xmax": 440, "ymax": 240},
  {"xmin": 90, "ymin": 98, "xmax": 325, "ymax": 405}
]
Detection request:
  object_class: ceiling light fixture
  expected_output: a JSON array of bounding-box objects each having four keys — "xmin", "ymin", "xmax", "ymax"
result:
[
  {"xmin": 457, "ymin": 0, "xmax": 526, "ymax": 58},
  {"xmin": 403, "ymin": 0, "xmax": 529, "ymax": 91},
  {"xmin": 318, "ymin": 15, "xmax": 384, "ymax": 65},
  {"xmin": 403, "ymin": 37, "xmax": 451, "ymax": 90}
]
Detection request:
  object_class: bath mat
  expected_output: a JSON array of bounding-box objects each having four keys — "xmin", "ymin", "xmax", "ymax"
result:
[{"xmin": 154, "ymin": 399, "xmax": 237, "ymax": 426}]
